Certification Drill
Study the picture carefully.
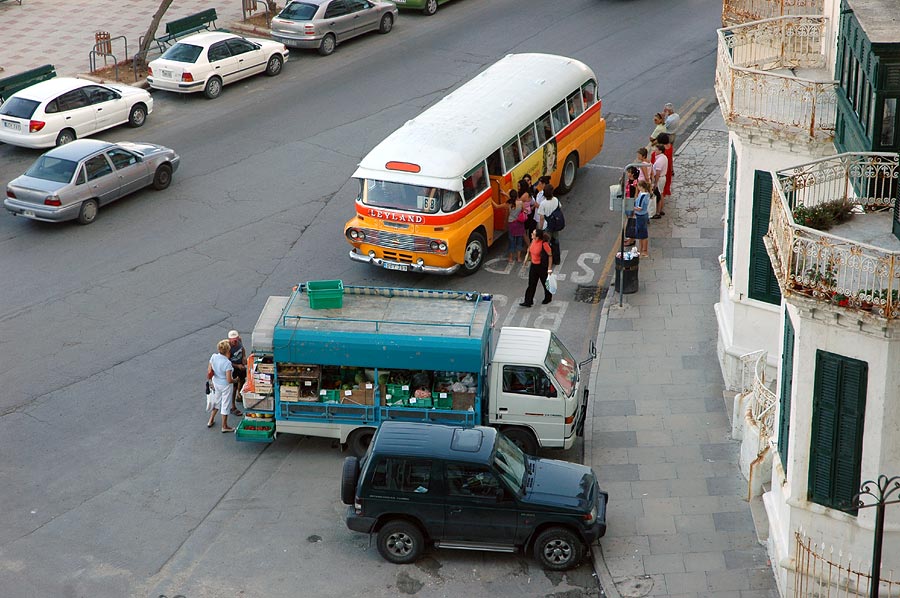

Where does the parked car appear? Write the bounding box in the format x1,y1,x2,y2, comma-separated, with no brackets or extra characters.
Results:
393,0,454,15
0,78,152,149
270,0,398,56
342,421,608,570
4,139,180,225
147,31,289,99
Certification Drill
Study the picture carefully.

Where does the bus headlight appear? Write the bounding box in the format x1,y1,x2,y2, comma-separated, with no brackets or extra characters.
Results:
429,240,448,253
347,228,366,241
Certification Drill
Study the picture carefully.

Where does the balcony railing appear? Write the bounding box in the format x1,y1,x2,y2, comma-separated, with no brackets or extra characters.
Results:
722,0,824,27
768,153,900,320
715,16,838,144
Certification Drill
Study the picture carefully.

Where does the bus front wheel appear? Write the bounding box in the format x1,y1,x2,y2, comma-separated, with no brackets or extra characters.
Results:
460,232,486,276
558,153,579,194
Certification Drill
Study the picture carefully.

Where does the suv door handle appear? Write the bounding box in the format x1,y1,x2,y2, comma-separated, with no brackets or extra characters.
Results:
498,407,508,412
449,507,462,514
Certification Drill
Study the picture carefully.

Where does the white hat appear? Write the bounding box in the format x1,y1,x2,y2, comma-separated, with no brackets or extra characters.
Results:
228,330,240,339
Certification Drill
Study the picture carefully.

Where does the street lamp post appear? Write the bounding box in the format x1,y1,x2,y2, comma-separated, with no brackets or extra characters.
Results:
852,475,900,598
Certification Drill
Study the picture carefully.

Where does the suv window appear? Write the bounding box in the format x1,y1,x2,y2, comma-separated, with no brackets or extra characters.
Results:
370,458,432,494
446,463,501,498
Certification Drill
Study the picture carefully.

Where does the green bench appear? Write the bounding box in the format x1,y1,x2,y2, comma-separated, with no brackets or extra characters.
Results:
155,8,224,49
0,64,55,103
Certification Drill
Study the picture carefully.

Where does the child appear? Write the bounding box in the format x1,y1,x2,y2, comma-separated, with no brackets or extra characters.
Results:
633,180,652,258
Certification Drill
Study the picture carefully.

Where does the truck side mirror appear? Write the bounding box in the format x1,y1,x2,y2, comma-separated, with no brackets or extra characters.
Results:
579,340,597,368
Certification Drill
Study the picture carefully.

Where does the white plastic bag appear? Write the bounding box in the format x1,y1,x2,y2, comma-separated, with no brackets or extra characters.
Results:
546,271,558,294
205,381,215,413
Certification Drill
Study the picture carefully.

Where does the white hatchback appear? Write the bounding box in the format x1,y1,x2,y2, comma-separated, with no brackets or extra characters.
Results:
0,78,153,149
147,32,289,99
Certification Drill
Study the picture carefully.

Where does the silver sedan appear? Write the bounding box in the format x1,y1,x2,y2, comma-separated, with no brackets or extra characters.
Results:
270,0,398,56
4,138,180,225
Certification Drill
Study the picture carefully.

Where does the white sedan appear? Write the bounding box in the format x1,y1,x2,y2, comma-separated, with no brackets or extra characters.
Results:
147,32,289,99
0,78,153,149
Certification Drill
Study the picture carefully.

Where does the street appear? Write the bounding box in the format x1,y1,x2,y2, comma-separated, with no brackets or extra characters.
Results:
0,0,721,595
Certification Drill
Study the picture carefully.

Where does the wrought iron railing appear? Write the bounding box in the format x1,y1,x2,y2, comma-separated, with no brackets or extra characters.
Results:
768,153,900,320
723,0,824,27
794,530,899,598
740,350,776,454
715,16,838,143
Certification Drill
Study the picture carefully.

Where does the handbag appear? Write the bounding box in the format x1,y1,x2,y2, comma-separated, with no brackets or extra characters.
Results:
516,208,527,223
205,381,215,412
546,271,558,294
625,217,636,238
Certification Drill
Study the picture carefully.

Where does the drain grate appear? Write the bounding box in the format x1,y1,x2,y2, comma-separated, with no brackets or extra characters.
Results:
575,284,606,304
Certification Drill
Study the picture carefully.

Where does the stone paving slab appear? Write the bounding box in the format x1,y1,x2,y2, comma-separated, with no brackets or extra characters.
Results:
586,109,779,598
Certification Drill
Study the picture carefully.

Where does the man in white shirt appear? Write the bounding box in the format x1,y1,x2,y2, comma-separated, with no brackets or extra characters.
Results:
537,184,560,239
663,102,680,142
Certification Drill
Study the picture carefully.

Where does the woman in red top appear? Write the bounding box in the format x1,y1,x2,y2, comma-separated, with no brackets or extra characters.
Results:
520,229,554,307
655,132,674,198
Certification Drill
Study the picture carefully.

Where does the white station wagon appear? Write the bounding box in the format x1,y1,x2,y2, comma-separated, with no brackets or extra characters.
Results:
0,78,153,149
147,32,289,99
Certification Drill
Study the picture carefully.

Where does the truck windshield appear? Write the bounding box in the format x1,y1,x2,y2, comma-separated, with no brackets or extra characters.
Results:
493,433,527,492
545,333,576,397
360,179,463,214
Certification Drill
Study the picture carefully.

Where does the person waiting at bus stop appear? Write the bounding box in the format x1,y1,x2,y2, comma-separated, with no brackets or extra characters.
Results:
227,330,246,416
520,229,553,307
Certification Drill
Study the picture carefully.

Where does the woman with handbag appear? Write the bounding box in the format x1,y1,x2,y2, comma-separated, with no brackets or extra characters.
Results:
520,229,554,307
207,339,238,432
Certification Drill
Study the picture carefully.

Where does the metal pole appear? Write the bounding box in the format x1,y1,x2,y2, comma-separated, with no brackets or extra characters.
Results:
872,500,885,598
851,474,900,598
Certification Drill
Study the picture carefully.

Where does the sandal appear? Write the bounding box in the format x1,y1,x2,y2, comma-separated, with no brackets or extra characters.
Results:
206,421,214,428
231,409,243,416
221,427,235,433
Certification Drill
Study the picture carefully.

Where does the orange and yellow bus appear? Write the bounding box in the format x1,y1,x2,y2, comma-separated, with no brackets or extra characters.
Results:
344,53,606,275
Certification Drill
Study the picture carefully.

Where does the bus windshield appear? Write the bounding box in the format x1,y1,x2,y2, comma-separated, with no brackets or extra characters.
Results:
545,333,576,397
360,179,463,214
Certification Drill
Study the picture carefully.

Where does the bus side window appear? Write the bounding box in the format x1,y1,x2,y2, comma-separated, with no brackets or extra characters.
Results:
462,163,487,202
582,80,596,108
501,137,522,172
567,91,584,121
519,124,537,157
551,101,569,134
486,149,503,176
536,112,553,145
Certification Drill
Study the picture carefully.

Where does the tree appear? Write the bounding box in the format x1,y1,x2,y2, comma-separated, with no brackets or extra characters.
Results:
137,0,175,64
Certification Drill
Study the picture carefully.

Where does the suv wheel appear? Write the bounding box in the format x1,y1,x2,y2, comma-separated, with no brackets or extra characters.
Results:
533,527,585,571
377,520,424,564
341,456,360,505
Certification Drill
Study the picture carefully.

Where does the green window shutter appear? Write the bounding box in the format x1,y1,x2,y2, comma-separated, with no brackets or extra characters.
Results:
808,350,868,514
777,312,795,471
725,143,737,278
748,170,782,305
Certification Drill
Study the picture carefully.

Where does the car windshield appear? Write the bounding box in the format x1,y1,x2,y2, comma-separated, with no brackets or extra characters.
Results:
161,43,203,63
279,1,318,20
493,433,527,492
25,156,78,184
0,97,40,119
545,333,576,397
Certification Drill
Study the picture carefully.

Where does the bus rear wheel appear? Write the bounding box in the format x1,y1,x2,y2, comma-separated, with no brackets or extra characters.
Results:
557,153,579,194
460,231,486,276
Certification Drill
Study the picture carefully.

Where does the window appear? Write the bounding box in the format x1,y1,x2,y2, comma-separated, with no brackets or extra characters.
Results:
724,143,737,278
566,91,584,120
748,170,781,305
502,366,556,397
536,112,553,145
208,42,231,62
24,156,78,184
226,38,257,56
84,86,117,104
160,42,203,63
446,464,501,498
777,312,795,472
362,179,446,214
56,89,89,111
501,137,521,171
324,0,349,18
550,100,569,133
519,124,537,156
279,2,318,20
808,350,867,514
44,99,59,114
581,80,597,108
881,98,897,146
486,148,503,176
462,163,487,202
107,148,137,170
0,97,39,119
84,155,113,181
370,458,432,493
346,0,370,10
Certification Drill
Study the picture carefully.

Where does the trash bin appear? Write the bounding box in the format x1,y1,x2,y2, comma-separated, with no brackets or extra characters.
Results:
614,255,640,294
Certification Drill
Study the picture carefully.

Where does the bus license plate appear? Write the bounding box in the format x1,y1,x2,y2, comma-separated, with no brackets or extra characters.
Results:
383,262,408,272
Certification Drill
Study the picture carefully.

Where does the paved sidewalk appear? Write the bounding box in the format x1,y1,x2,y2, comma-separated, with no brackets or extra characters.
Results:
585,110,778,598
0,0,246,79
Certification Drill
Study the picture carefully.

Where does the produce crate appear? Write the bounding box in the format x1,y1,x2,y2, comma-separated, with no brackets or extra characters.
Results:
235,418,275,443
341,387,373,405
406,395,433,409
385,384,410,400
306,279,344,310
433,393,453,410
255,362,274,374
242,392,274,411
384,392,407,407
279,386,300,402
452,392,476,411
319,389,341,403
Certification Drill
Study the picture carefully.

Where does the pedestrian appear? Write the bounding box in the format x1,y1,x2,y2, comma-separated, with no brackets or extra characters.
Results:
522,173,535,196
663,102,680,143
207,339,238,432
520,229,554,307
494,188,526,262
635,147,652,185
623,166,639,247
537,183,560,239
227,330,246,416
651,142,668,219
649,112,667,145
534,175,551,205
518,179,537,238
633,180,652,258
656,132,674,201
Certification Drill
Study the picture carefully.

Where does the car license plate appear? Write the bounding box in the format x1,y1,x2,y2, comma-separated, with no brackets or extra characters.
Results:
160,69,173,79
2,120,21,131
383,262,408,272
22,210,36,218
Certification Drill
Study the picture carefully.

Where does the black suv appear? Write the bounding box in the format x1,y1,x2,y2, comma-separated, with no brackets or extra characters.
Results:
342,421,608,570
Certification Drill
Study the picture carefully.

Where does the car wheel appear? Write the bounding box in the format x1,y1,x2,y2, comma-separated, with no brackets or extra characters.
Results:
265,54,284,76
459,231,486,276
152,163,173,190
347,428,375,458
557,153,579,194
127,103,147,127
379,13,393,34
77,199,99,225
55,128,76,146
423,0,437,15
502,427,539,455
203,77,223,99
533,527,585,571
377,521,424,565
318,33,336,56
341,456,360,505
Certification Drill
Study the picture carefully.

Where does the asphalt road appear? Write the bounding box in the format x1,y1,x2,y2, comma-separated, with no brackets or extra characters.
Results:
0,0,720,595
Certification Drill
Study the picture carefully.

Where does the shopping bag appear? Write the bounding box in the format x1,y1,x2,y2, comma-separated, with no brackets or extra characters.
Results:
205,381,215,412
546,271,558,294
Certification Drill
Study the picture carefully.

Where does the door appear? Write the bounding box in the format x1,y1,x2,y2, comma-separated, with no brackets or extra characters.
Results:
365,457,444,537
106,147,150,196
442,463,519,545
81,153,120,204
84,85,126,132
53,88,95,137
323,0,354,41
496,365,565,447
345,0,378,36
206,41,238,83
225,38,266,80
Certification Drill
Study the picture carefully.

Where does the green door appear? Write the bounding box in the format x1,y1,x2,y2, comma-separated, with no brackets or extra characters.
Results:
777,312,795,471
725,143,737,278
748,170,781,305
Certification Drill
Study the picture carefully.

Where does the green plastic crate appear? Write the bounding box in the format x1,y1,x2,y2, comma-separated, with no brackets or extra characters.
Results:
319,389,341,403
385,383,410,400
306,279,344,310
433,394,453,410
235,418,274,442
406,395,433,408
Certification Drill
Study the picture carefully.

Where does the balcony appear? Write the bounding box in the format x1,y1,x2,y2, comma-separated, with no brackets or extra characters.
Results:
715,16,838,149
767,153,900,321
722,0,824,27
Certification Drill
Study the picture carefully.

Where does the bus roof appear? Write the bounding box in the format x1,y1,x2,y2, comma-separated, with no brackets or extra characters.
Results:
352,53,596,190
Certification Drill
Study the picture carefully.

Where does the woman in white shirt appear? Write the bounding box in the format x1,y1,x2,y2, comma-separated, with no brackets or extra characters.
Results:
207,339,238,432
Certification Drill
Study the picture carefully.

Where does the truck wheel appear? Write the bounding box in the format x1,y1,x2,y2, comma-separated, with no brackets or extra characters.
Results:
534,527,585,571
348,428,375,458
557,153,579,194
377,520,424,564
459,231,486,276
341,456,360,505
503,427,538,455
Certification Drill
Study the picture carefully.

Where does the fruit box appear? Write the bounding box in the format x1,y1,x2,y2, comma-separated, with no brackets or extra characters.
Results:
341,386,373,405
279,386,300,402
